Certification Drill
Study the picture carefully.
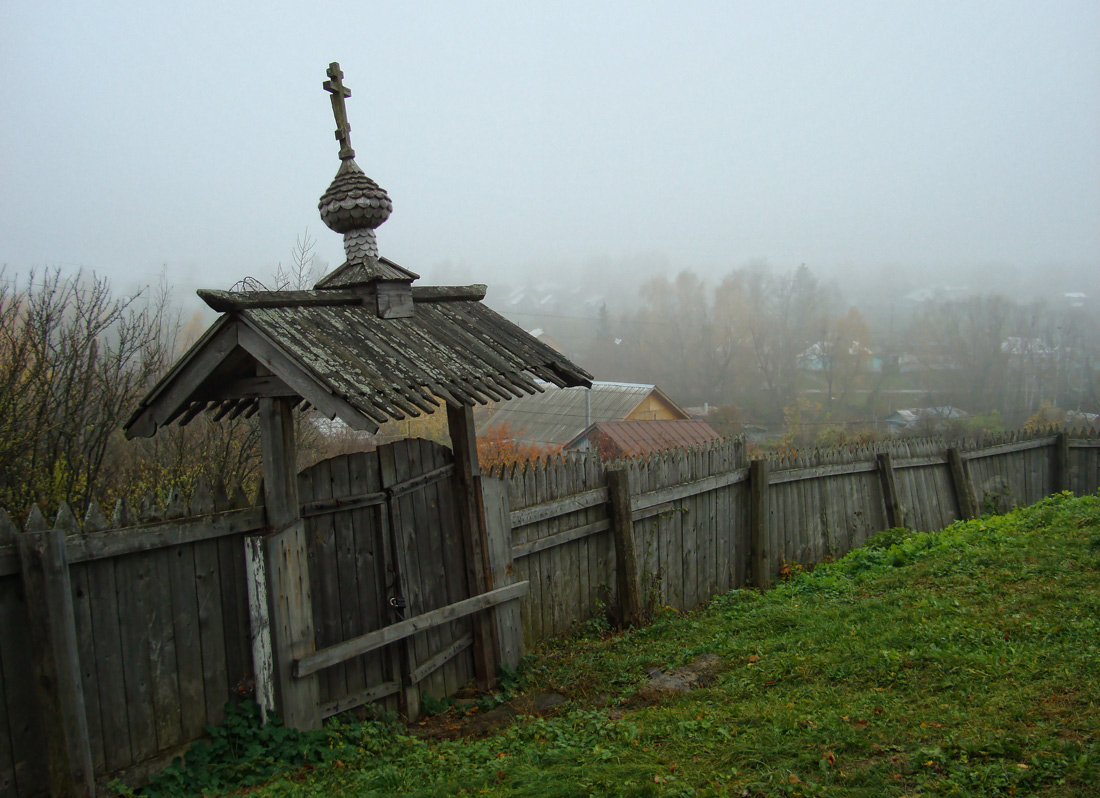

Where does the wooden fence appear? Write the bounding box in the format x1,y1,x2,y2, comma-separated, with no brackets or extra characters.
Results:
490,429,1100,642
0,428,1098,795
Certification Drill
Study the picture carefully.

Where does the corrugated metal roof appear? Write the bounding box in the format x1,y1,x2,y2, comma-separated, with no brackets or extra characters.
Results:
480,382,682,447
566,420,721,456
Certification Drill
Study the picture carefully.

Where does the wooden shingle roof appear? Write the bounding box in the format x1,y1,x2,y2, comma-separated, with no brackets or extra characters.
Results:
125,281,592,438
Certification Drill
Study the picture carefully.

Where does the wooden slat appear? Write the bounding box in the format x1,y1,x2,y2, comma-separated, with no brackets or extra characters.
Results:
963,436,1057,460
300,491,386,518
378,441,421,718
0,579,17,795
294,582,529,678
388,463,455,500
409,635,473,685
631,468,749,513
149,550,183,752
894,454,949,470
769,461,877,484
482,478,523,670
0,508,265,578
192,538,229,728
319,680,401,720
331,455,366,701
68,562,105,775
346,451,393,715
510,519,611,560
115,550,157,764
0,571,45,795
508,488,608,528
410,440,449,700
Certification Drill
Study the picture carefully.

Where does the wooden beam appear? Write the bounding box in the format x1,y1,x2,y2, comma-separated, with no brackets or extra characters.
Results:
254,397,320,730
481,476,524,670
630,468,749,511
198,288,361,312
320,681,401,720
17,516,95,797
750,459,771,590
511,519,610,560
409,634,474,685
412,284,488,302
1053,433,1071,494
947,447,980,520
769,461,877,484
509,488,608,527
447,403,498,688
294,582,529,678
963,436,1057,460
0,507,266,577
607,469,642,627
876,452,905,529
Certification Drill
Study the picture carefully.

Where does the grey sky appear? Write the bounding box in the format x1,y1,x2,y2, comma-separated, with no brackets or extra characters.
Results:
2,1,1098,301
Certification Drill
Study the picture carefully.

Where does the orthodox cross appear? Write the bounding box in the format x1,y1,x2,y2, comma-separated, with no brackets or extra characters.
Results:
324,62,355,160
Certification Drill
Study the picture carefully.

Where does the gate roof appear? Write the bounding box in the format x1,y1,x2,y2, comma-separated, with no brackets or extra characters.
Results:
125,62,591,439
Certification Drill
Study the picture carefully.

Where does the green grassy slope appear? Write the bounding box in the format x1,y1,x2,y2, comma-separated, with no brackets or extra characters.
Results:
175,492,1100,797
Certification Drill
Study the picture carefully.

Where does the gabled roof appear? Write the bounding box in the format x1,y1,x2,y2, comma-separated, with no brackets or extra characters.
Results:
564,419,722,455
480,381,688,447
125,280,592,438
315,255,419,288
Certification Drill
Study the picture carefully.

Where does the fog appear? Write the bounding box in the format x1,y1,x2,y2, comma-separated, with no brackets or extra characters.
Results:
2,1,1098,312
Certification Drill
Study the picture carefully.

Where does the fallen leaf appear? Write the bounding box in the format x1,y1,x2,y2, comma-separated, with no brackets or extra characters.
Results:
748,655,761,663
788,773,800,784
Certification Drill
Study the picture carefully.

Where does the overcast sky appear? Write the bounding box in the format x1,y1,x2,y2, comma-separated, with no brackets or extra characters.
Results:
2,1,1098,302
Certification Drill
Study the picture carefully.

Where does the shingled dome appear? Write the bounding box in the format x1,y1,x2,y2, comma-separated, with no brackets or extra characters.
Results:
318,158,392,234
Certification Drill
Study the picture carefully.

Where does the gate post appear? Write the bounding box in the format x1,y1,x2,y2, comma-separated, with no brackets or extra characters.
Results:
947,447,979,520
876,452,905,529
447,403,499,688
749,459,771,590
255,396,320,730
607,468,642,627
17,507,95,798
480,477,524,669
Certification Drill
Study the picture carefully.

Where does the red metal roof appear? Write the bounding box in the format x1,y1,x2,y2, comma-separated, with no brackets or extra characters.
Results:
566,419,721,456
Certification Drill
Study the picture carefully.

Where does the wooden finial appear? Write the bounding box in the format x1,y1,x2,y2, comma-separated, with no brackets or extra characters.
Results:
323,62,355,160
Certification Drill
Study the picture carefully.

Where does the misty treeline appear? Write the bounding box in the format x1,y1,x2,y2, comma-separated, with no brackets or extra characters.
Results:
579,262,1099,436
0,236,339,521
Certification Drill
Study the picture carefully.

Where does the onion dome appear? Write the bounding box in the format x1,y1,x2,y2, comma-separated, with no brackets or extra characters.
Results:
318,158,392,234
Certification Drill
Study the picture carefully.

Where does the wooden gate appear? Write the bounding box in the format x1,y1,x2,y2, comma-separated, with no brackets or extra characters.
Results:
295,438,519,719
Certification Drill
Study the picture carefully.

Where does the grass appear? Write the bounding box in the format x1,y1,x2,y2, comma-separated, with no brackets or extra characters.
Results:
187,492,1100,796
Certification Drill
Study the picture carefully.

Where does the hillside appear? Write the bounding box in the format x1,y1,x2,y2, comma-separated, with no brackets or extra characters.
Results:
144,492,1100,797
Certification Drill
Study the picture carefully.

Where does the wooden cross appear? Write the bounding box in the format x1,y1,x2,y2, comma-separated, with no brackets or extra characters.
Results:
324,62,355,160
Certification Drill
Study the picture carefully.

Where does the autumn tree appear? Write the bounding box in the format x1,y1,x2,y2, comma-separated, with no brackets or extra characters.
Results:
814,307,873,408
